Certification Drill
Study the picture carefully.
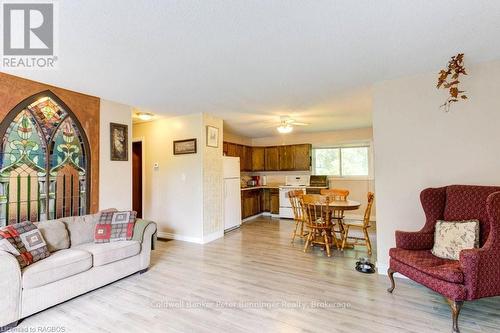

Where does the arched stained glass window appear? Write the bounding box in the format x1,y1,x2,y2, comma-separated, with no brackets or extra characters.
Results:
0,91,90,226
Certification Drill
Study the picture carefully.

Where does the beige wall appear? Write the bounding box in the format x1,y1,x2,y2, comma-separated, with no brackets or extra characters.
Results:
133,113,224,243
373,59,500,273
99,100,133,211
224,130,252,146
203,114,224,238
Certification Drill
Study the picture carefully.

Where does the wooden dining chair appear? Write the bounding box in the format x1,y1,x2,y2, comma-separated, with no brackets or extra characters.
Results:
341,192,375,254
289,190,308,243
320,188,350,240
301,194,339,257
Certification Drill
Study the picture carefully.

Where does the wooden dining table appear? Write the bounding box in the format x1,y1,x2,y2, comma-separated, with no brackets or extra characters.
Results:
327,199,361,248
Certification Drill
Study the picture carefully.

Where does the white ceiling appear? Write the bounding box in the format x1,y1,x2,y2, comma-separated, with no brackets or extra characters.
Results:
6,1,500,137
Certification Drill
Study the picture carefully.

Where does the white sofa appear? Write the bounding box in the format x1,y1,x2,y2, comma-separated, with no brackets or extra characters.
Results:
0,213,157,330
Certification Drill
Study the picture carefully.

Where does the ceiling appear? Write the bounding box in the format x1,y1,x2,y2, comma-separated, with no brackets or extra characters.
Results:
6,1,500,137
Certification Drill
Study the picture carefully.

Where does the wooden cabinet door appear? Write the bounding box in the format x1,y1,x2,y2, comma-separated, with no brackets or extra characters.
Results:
223,142,228,156
251,147,265,171
227,143,237,157
293,144,312,170
243,146,253,171
278,145,295,171
261,189,270,212
270,189,279,214
265,147,279,171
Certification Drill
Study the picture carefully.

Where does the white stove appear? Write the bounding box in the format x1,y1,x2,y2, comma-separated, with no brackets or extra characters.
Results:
279,176,309,218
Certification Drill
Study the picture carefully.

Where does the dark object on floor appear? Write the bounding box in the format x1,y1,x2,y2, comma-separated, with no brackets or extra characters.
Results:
356,257,375,274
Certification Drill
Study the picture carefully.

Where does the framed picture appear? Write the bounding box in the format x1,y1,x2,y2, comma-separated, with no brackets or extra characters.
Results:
110,123,128,161
173,138,197,155
206,125,219,148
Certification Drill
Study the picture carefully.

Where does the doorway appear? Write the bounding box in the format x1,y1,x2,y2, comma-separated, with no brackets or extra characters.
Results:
132,140,143,218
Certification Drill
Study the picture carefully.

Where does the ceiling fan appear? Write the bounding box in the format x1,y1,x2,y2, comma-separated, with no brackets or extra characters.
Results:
276,116,309,133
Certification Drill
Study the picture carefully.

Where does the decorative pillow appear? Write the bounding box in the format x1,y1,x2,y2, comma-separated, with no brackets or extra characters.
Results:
431,220,480,260
34,220,70,252
94,211,137,243
0,221,51,268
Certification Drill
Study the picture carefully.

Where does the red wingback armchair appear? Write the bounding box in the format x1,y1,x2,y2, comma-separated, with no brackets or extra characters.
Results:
387,185,500,333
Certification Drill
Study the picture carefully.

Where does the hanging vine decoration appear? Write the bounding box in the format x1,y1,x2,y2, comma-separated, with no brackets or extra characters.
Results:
437,53,468,112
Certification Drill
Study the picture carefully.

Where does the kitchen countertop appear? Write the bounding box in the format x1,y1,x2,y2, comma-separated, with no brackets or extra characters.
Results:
240,185,281,191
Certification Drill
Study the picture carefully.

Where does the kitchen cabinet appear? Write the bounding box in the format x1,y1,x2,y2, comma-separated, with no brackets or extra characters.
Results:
261,188,270,212
293,144,312,171
265,147,279,171
224,142,311,172
251,147,265,171
241,189,261,219
270,189,279,214
278,145,295,171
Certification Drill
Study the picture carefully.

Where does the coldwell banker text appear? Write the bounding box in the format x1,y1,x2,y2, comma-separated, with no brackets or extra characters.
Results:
2,1,58,69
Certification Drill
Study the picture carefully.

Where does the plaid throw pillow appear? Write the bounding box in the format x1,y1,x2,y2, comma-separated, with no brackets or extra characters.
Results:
94,211,137,243
0,221,51,268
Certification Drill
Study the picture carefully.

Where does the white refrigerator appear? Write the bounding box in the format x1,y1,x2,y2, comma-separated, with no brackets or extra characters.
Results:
223,157,242,231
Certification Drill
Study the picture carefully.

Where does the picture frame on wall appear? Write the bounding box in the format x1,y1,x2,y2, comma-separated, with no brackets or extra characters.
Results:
173,138,197,155
110,123,128,161
206,125,219,148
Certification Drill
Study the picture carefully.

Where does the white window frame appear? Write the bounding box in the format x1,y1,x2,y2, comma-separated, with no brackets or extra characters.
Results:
312,143,374,180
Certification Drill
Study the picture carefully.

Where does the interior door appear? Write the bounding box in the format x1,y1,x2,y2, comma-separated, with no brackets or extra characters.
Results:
132,141,143,218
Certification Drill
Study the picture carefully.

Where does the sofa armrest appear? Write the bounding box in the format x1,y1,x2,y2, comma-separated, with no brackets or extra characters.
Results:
395,230,434,250
0,252,21,327
133,219,157,249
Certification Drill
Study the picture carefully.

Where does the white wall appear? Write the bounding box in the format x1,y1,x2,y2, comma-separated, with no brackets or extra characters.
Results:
133,113,225,243
373,59,500,273
99,99,132,210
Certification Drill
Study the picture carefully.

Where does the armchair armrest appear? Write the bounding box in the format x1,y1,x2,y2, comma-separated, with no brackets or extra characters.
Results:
395,230,434,250
0,251,21,327
460,248,500,300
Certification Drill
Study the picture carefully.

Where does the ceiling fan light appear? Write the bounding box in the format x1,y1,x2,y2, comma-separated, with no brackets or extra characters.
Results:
136,112,154,121
277,124,293,134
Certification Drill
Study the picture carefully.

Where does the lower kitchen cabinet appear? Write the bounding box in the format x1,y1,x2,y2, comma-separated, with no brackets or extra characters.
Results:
270,188,279,214
241,188,280,218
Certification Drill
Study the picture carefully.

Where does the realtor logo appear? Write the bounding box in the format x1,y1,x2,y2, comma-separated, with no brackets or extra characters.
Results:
1,1,58,69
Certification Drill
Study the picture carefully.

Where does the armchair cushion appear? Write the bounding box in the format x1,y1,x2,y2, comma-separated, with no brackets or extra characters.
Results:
431,220,479,260
389,248,463,283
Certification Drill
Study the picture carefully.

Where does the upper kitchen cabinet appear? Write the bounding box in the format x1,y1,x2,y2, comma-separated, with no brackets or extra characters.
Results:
265,147,279,171
278,145,295,171
293,144,312,171
251,147,265,171
242,145,253,171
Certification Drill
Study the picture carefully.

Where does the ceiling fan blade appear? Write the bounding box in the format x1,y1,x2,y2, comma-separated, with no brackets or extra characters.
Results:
291,122,309,126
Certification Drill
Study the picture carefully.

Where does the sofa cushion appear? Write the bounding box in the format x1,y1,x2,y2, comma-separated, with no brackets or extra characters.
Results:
61,214,101,247
0,221,51,268
95,211,136,243
75,240,140,267
34,220,70,252
22,249,92,289
431,220,479,260
389,248,464,284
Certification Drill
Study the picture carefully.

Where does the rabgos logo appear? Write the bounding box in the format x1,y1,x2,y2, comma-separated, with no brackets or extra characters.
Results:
2,0,58,69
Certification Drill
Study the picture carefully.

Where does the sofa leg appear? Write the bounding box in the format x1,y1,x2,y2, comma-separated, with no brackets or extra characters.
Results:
387,268,396,293
138,268,148,274
446,298,463,333
1,320,19,332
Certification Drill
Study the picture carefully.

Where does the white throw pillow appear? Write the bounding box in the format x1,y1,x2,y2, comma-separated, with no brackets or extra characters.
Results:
431,220,479,260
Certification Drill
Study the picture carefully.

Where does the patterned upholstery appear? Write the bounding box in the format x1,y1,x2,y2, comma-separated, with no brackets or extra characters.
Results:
389,185,500,301
389,248,463,283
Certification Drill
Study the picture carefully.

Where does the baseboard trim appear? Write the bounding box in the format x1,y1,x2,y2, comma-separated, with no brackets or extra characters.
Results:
157,230,224,244
376,263,408,279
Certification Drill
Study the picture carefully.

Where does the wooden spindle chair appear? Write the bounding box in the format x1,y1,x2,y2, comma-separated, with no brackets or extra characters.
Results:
341,192,375,254
289,190,308,243
301,194,339,257
320,188,350,242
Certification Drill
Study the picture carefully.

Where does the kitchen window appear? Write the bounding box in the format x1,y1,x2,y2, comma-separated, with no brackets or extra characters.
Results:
312,146,370,177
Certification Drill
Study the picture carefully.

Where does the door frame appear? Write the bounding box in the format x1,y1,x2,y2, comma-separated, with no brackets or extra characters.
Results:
132,137,146,218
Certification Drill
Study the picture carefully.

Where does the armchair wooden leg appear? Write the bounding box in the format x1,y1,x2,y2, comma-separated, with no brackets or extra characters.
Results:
445,298,464,333
387,268,396,293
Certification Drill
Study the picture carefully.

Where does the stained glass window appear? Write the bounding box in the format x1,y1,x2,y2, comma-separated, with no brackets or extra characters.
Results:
0,93,89,226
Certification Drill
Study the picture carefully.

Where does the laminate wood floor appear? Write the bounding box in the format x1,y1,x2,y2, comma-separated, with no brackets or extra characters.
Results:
14,217,500,333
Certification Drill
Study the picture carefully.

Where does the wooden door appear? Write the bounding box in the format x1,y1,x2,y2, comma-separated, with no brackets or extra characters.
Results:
132,141,143,218
293,144,312,170
278,145,294,171
252,147,265,171
265,147,279,171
